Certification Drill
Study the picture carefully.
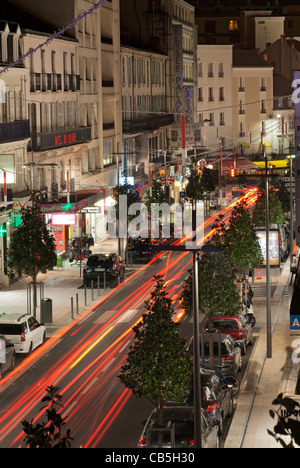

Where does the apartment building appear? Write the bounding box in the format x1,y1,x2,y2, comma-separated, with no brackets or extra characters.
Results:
232,50,274,156
196,45,233,159
0,20,30,286
170,0,198,151
8,0,123,190
24,31,90,199
121,46,172,194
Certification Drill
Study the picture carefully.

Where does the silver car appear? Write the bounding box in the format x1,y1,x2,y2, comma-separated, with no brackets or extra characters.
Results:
188,334,242,377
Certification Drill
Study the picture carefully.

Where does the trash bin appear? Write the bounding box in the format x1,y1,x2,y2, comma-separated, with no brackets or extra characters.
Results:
56,256,63,268
41,298,53,323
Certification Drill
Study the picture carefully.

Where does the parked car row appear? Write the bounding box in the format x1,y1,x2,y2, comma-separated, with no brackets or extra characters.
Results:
139,313,254,449
0,313,47,379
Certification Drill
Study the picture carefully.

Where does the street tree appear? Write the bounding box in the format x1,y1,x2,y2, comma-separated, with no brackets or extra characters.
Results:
22,385,73,448
210,199,263,284
180,251,240,369
113,182,140,263
7,191,57,317
185,166,204,204
252,187,285,227
144,178,167,214
118,275,192,445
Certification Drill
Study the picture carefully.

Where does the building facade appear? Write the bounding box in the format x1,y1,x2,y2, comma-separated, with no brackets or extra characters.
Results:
232,50,274,156
196,45,233,160
0,20,30,286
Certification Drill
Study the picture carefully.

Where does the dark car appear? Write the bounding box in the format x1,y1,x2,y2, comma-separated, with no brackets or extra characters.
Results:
189,334,242,377
129,236,154,262
203,314,253,355
0,334,16,379
83,253,125,287
138,406,220,448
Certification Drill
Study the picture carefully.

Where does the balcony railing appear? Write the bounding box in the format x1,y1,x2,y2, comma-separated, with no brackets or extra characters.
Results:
0,120,30,144
123,113,174,134
30,73,80,92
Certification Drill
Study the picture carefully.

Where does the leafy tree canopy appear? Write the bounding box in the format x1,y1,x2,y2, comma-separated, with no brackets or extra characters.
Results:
118,275,192,421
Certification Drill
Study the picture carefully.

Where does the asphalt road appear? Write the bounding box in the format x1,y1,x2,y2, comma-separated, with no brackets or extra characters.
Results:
0,189,259,448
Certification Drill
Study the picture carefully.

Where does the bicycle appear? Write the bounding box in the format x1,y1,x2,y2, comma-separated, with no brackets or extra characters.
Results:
200,367,240,397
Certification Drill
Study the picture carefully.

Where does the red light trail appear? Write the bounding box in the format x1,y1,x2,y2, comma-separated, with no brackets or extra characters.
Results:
0,188,258,448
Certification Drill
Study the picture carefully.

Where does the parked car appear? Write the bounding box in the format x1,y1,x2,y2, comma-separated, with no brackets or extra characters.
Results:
184,370,234,436
0,313,46,354
188,334,242,376
0,334,16,379
138,406,220,448
83,253,125,287
203,314,253,355
279,224,290,262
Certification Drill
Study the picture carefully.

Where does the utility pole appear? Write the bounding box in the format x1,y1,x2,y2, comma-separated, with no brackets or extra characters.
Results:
264,145,272,359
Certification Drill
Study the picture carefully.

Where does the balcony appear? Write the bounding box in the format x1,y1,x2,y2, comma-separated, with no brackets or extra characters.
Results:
123,113,174,134
30,73,80,92
0,120,30,144
30,126,91,151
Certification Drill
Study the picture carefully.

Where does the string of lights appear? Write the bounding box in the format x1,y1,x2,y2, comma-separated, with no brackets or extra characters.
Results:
0,0,106,77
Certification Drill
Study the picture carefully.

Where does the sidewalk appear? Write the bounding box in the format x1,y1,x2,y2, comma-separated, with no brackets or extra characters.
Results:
224,261,300,448
0,237,130,336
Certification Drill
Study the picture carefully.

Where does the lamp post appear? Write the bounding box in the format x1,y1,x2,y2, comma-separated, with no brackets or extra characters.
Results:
288,155,295,268
264,145,272,359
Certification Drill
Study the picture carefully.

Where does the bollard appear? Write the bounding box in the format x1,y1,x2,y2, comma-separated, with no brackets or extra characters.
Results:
104,271,106,291
84,283,87,306
91,280,94,301
97,275,100,296
71,297,74,319
76,293,79,315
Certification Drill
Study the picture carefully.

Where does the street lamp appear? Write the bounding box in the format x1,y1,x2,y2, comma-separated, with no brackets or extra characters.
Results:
287,155,296,269
264,145,272,359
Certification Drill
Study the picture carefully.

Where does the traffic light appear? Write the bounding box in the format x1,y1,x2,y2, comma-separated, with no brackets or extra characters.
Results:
231,168,235,178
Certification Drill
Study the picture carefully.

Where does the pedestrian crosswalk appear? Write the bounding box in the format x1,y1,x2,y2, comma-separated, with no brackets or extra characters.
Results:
93,309,140,324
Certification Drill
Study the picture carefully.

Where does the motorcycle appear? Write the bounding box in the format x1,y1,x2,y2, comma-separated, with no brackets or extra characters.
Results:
242,301,256,328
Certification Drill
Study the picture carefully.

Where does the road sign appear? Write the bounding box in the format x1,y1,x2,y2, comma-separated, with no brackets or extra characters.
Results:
291,315,300,331
179,191,186,199
161,176,175,187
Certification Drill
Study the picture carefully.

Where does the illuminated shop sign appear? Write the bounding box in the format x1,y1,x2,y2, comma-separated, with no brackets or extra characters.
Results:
52,214,76,225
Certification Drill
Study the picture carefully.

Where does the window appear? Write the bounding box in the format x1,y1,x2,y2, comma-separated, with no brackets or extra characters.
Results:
208,87,214,102
219,112,225,126
198,62,203,77
219,87,224,101
218,63,224,77
208,63,213,78
239,77,244,92
239,100,245,114
260,77,266,91
229,20,239,31
198,87,203,102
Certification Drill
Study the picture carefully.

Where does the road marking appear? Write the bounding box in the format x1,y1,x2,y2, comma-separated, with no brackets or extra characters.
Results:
93,310,116,324
102,358,115,372
118,309,139,323
81,377,98,395
62,400,78,418
119,340,131,354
